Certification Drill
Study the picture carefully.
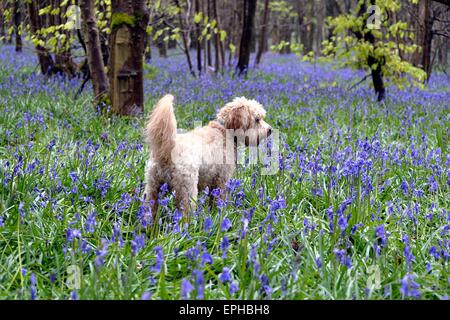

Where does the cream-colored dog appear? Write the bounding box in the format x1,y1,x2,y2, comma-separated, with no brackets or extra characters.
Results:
144,94,272,217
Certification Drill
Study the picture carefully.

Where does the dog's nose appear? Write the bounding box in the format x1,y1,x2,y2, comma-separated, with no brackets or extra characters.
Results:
267,127,272,136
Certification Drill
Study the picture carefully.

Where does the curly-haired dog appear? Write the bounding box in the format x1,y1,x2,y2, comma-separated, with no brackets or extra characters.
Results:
144,94,272,217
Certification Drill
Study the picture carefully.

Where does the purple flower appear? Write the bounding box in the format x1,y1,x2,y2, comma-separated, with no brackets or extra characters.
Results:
211,188,221,198
131,234,146,255
151,246,164,273
400,274,421,299
141,291,152,300
219,267,232,284
402,235,415,271
30,273,37,300
260,274,272,297
375,224,388,247
95,239,109,267
85,212,96,233
70,290,78,300
180,279,194,299
229,281,239,295
221,217,232,232
201,252,213,266
193,269,204,299
66,228,82,243
315,256,322,268
220,236,229,258
204,217,212,232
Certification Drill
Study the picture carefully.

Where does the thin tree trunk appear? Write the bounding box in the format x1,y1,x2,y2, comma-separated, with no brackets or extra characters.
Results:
207,0,212,67
195,0,202,75
175,0,195,76
212,0,224,72
13,0,22,52
28,1,55,75
255,0,269,65
80,0,110,105
236,0,257,76
421,0,433,81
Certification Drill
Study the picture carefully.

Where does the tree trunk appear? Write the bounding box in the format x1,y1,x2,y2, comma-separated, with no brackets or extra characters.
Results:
255,0,269,65
28,1,55,76
368,55,385,101
212,0,224,72
13,0,22,52
109,0,149,115
80,0,110,106
236,0,257,76
364,1,385,101
174,0,195,76
195,0,202,74
421,0,433,81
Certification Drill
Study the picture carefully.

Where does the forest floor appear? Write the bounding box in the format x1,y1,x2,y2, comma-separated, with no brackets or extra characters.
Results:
0,45,449,299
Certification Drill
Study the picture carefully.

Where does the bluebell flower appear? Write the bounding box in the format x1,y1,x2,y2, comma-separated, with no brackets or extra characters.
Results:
201,252,213,266
95,239,109,267
204,217,212,232
400,274,421,299
220,236,229,258
221,217,232,232
229,281,239,295
151,246,164,273
131,234,146,255
219,267,232,283
141,291,152,300
30,273,37,300
70,290,78,300
85,211,96,233
181,279,194,299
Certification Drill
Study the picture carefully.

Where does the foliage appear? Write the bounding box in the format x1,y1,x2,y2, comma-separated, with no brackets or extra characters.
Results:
321,0,427,90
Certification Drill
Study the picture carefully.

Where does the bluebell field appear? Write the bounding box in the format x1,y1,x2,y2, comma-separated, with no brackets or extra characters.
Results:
0,45,449,299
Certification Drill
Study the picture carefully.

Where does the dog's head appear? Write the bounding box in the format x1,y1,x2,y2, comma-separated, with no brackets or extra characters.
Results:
217,97,272,146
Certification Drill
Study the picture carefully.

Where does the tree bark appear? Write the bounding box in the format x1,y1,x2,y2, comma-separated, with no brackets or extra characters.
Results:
109,0,149,115
195,0,202,74
13,0,22,52
236,0,257,76
80,0,110,105
255,0,269,65
28,1,55,76
212,0,224,71
174,0,195,76
420,0,433,81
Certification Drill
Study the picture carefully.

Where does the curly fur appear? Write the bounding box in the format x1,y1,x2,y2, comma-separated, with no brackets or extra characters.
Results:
144,94,272,217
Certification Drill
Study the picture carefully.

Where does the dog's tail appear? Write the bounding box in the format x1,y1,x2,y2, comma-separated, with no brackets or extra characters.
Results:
145,94,177,163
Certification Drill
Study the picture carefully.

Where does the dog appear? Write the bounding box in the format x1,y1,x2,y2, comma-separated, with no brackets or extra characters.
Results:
144,94,272,217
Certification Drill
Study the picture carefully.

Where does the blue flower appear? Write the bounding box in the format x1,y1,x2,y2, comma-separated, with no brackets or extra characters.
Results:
400,274,421,299
85,211,96,233
221,217,232,232
131,234,146,255
30,273,37,300
151,246,164,273
180,279,194,299
219,267,232,283
141,291,152,300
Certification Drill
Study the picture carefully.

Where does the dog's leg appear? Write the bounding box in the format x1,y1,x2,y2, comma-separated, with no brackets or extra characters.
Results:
173,170,199,218
144,164,161,220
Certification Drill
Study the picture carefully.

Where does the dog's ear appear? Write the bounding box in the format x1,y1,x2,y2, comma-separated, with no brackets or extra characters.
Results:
218,103,247,130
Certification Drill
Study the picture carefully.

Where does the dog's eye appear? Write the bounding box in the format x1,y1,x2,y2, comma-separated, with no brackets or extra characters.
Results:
256,118,261,123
